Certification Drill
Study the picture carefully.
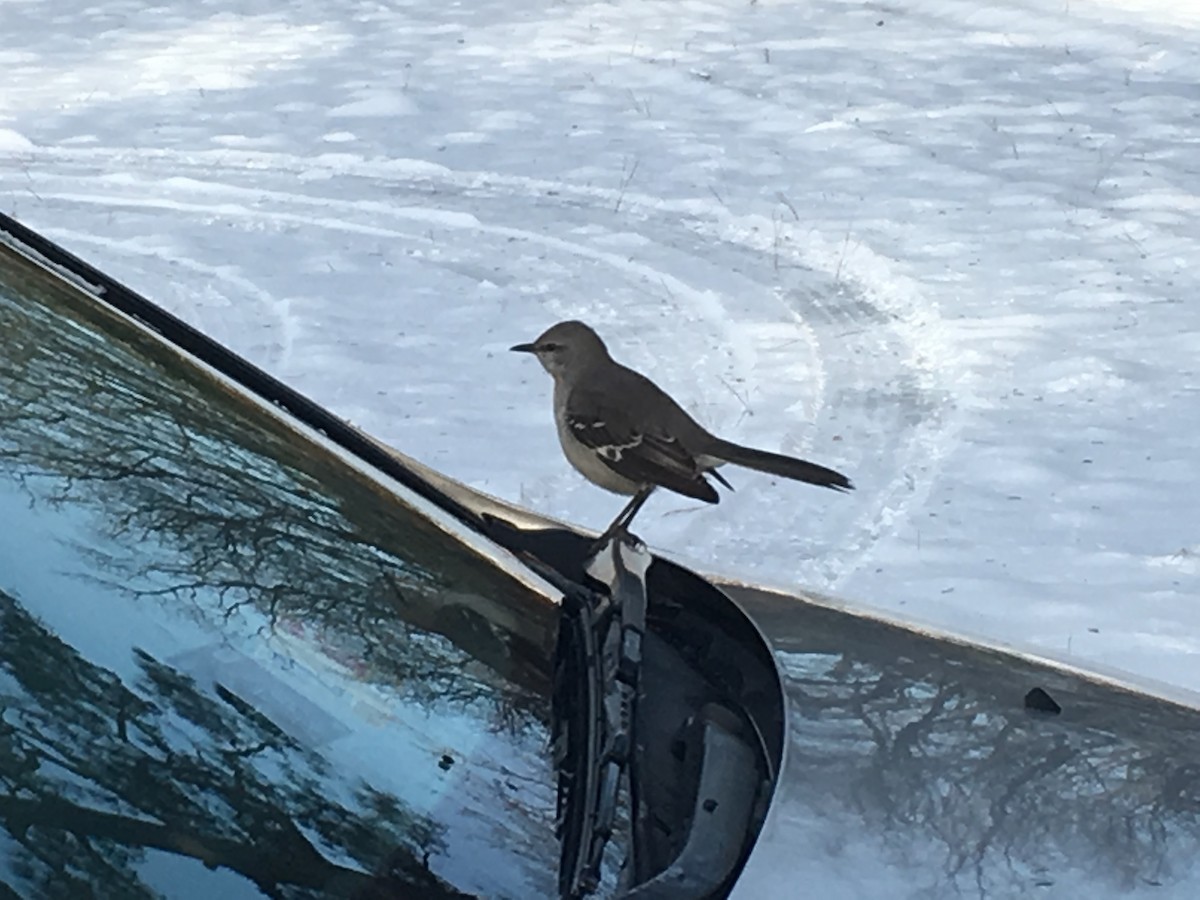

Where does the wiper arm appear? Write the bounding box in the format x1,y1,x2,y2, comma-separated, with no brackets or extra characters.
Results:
484,517,775,900
552,535,650,899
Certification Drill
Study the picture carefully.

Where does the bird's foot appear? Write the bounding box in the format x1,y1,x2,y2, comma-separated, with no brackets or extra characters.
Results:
585,524,643,561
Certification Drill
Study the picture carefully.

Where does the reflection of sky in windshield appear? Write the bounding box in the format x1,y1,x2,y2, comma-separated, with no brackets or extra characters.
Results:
0,477,206,681
0,473,486,813
0,246,559,897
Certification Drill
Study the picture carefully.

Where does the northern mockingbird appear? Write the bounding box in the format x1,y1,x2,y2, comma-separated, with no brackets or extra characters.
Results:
511,320,852,542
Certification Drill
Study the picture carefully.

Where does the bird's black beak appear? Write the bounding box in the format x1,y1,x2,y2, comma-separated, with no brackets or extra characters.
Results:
509,342,538,353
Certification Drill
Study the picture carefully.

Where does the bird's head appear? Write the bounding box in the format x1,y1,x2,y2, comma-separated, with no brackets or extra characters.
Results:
510,320,610,381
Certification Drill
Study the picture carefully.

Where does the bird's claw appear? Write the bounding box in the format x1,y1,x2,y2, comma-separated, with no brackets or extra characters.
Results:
585,525,644,562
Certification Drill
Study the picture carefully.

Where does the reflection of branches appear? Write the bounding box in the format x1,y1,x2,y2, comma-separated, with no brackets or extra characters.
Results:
0,794,368,896
0,591,465,898
0,282,553,732
779,642,1200,896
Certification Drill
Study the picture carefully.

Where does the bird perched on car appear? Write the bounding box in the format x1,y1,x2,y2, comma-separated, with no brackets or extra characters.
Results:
511,320,852,543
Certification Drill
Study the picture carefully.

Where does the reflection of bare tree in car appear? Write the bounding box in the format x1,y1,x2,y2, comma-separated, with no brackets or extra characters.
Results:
0,276,554,724
0,263,563,895
771,612,1200,896
0,591,472,898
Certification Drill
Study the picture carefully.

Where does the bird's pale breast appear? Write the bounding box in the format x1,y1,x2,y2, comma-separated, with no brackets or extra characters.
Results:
553,384,640,495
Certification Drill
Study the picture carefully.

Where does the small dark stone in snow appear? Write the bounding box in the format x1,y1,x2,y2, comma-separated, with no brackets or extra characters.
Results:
1024,687,1062,716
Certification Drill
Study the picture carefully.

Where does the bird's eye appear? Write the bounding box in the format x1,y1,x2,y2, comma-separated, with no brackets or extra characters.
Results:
542,342,560,351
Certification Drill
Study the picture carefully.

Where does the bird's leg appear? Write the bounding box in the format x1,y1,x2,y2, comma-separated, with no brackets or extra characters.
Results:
612,485,656,534
590,486,656,552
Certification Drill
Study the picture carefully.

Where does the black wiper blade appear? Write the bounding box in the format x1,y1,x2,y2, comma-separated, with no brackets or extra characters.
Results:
553,536,650,899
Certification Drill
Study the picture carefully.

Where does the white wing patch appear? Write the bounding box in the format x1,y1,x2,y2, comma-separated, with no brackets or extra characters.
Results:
597,433,643,461
567,414,684,465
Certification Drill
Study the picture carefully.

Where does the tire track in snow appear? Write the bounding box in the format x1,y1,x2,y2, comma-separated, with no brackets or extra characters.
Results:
32,227,301,373
1,147,969,592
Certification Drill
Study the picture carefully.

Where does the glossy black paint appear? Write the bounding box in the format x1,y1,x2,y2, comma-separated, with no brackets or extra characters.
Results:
727,587,1200,898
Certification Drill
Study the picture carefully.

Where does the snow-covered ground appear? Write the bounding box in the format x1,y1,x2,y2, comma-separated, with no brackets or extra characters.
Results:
2,0,1197,693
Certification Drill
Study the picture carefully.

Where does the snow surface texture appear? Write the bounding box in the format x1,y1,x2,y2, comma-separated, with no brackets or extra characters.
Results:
2,0,1197,693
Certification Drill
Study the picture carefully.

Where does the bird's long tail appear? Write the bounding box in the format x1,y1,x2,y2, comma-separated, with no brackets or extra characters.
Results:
710,439,854,492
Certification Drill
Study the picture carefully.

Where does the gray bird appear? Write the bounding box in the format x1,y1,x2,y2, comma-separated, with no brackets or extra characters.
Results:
511,320,852,543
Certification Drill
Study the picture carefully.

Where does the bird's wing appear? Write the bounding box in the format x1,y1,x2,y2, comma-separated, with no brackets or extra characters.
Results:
565,387,719,503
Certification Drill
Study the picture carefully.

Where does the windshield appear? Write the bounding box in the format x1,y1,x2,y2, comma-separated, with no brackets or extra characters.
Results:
0,241,560,898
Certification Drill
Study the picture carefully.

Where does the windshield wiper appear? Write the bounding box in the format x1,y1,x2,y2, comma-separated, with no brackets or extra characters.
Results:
552,536,649,898
481,515,775,900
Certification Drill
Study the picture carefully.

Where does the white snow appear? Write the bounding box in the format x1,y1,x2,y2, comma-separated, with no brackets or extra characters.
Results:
0,128,35,152
2,0,1198,698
